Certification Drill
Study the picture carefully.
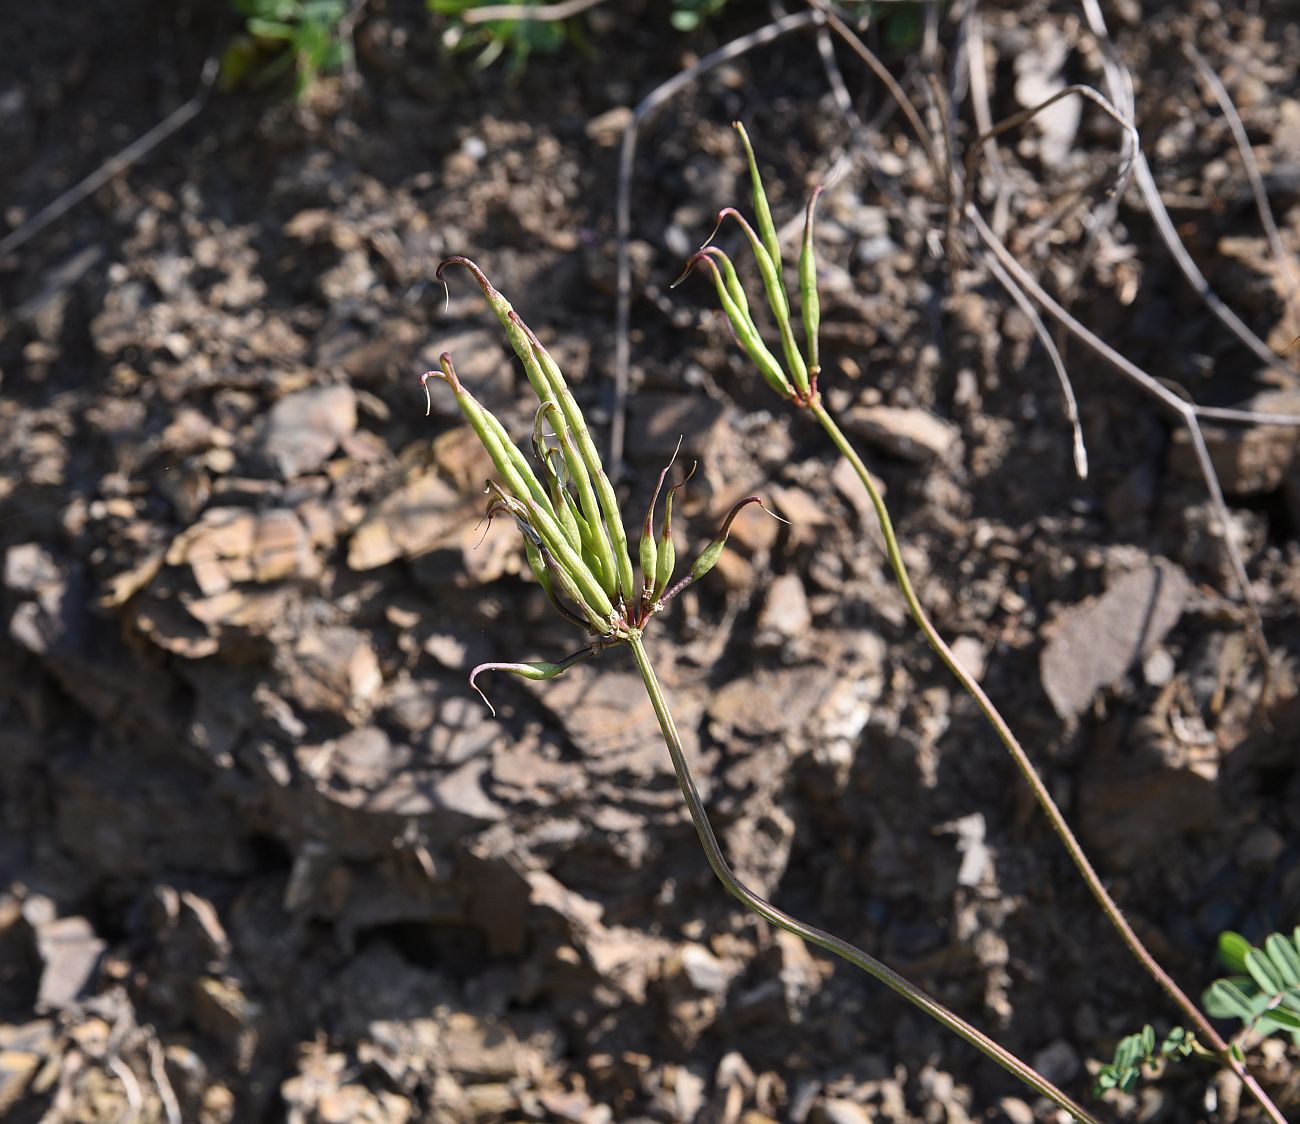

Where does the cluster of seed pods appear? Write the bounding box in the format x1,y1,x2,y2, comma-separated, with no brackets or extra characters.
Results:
424,256,771,709
674,122,825,408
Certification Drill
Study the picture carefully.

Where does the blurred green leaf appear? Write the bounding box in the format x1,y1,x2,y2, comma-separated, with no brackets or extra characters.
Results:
1266,932,1300,988
226,0,349,98
1217,930,1252,975
1205,978,1263,1022
1245,948,1288,996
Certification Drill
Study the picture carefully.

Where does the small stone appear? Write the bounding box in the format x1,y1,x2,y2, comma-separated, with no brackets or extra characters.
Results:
830,456,886,526
937,812,990,888
756,572,812,651
1142,647,1176,687
1032,1040,1081,1086
776,928,824,1013
347,471,466,571
166,508,257,595
0,1019,55,1117
313,727,394,791
677,943,730,995
1040,559,1190,720
422,329,511,416
431,758,505,823
193,976,258,1067
1172,388,1300,496
0,1049,40,1115
586,106,633,146
258,385,357,479
994,1098,1035,1124
1236,825,1285,870
3,543,61,595
34,915,106,1013
441,1012,521,1079
1079,741,1221,870
290,627,383,716
671,1065,706,1122
709,667,830,740
625,393,726,463
949,636,987,683
814,1098,872,1124
252,509,316,584
842,404,960,463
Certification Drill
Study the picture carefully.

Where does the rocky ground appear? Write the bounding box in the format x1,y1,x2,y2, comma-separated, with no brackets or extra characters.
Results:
2,0,1299,1121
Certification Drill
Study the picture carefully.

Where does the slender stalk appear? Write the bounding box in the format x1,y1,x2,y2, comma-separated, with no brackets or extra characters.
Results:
627,631,1102,1124
809,401,1288,1124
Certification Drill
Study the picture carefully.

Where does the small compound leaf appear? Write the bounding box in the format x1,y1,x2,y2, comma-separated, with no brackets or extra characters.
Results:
1160,1026,1194,1059
1114,1034,1142,1072
1218,931,1252,975
1265,932,1300,988
1245,948,1288,996
1277,989,1300,1016
1205,978,1264,1022
1258,1007,1300,1032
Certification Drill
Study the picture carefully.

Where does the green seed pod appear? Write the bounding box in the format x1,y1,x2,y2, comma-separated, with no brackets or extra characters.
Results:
653,467,692,600
533,407,582,551
654,523,676,602
524,537,554,596
549,466,582,549
425,357,558,525
714,206,790,320
689,538,725,583
799,186,825,382
576,511,611,592
689,496,773,584
484,475,605,622
438,257,555,404
436,265,631,600
469,646,597,716
690,252,792,399
535,542,614,636
516,491,615,624
715,207,808,397
733,122,782,276
638,453,676,595
515,316,637,601
711,245,751,323
534,398,616,598
639,524,658,597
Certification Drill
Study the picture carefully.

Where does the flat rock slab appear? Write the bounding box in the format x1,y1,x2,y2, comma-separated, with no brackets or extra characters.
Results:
258,385,357,480
841,404,960,463
1040,559,1190,719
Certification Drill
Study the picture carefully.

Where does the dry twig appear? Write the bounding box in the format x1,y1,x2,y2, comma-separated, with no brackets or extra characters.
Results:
459,0,606,22
0,57,218,258
1184,40,1300,332
1080,0,1295,377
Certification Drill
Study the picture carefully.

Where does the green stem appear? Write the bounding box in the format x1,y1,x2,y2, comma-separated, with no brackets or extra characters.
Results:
809,400,1287,1124
627,631,1101,1124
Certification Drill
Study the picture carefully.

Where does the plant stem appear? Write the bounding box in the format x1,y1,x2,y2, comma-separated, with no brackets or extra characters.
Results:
627,631,1101,1124
809,400,1288,1124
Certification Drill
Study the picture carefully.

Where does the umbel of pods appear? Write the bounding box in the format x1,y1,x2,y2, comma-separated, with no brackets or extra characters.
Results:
677,119,1291,1121
427,256,1101,1123
425,256,774,712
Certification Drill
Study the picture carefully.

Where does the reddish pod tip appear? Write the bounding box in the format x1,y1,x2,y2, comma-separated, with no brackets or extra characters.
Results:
671,248,721,290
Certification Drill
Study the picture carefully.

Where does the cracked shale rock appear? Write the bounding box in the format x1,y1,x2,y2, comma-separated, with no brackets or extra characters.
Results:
1039,558,1190,720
